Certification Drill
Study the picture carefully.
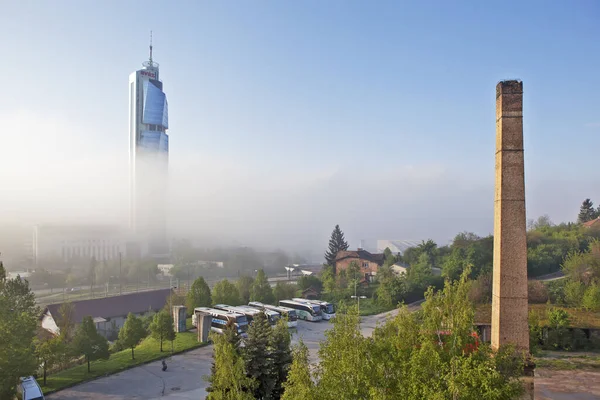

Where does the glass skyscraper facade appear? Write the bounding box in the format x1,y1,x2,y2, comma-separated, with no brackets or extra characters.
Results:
129,46,169,257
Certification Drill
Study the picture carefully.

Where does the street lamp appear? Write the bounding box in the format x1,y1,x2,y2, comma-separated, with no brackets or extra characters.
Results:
350,295,367,316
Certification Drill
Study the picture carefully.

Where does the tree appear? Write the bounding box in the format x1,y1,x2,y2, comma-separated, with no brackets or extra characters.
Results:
213,279,242,306
324,224,349,269
564,279,585,307
149,310,176,352
578,198,598,223
296,275,323,293
72,316,110,372
243,311,275,399
281,340,315,400
0,268,39,398
56,302,76,341
273,282,298,303
237,275,255,304
187,277,212,310
270,318,293,398
407,253,434,291
36,336,66,385
205,330,256,400
582,283,600,311
118,313,146,359
250,269,275,304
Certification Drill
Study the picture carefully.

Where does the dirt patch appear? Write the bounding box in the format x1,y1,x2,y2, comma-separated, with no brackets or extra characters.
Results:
535,368,600,399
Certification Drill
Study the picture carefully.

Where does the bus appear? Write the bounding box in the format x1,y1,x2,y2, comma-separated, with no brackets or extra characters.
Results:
279,299,322,322
214,304,281,326
248,301,298,328
17,376,44,400
193,307,249,338
292,298,336,320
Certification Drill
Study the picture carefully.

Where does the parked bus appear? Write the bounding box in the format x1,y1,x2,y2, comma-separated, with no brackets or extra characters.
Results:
193,307,249,338
292,298,336,320
17,376,44,400
279,299,322,322
214,304,281,325
248,301,298,328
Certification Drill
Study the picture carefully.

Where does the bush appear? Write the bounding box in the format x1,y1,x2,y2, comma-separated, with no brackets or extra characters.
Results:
528,281,549,304
582,283,600,311
469,273,492,304
564,280,585,307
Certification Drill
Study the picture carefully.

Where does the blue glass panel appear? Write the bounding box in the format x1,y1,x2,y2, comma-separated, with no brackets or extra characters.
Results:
140,131,169,154
142,81,168,128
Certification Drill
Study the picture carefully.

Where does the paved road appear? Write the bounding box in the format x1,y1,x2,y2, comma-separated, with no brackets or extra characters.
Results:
47,303,417,400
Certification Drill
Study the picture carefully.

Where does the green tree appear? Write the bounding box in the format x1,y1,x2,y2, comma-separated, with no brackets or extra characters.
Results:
213,279,242,306
72,316,110,372
56,302,76,341
243,311,275,399
273,282,298,303
206,330,256,400
582,283,600,311
271,318,293,398
36,336,66,385
0,267,39,398
383,247,393,259
407,253,434,291
187,277,212,310
578,198,598,223
250,269,275,304
149,310,176,352
564,279,585,307
237,275,255,304
316,306,372,399
281,340,315,400
296,275,323,293
324,224,349,269
118,313,146,359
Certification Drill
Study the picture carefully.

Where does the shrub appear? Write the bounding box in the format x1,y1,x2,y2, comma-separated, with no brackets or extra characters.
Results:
582,283,600,311
564,280,585,307
528,281,549,304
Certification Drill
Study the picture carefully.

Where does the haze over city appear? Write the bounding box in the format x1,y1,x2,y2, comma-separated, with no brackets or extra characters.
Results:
1,1,599,254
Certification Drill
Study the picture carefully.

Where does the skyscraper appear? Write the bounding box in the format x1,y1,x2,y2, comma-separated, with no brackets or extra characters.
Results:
128,36,169,257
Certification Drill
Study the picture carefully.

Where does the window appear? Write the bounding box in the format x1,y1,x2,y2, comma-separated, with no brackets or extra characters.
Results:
362,262,369,269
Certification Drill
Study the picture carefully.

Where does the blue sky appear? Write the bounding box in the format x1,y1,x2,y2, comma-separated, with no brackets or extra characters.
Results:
1,1,599,253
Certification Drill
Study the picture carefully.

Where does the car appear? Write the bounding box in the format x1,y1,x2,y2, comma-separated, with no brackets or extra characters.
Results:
17,376,45,400
70,287,81,292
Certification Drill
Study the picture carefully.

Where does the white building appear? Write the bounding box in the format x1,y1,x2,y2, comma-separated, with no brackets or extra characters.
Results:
33,225,128,264
129,36,170,259
376,239,421,255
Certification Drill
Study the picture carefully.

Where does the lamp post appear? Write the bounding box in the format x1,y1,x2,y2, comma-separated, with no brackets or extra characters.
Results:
350,295,367,316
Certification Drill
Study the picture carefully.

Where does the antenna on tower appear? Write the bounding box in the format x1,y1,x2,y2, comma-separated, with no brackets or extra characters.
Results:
149,30,153,64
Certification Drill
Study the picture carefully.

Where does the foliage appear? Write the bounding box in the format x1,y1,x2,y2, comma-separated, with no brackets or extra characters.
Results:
36,336,67,385
250,269,275,304
0,266,39,398
468,272,492,304
118,313,146,359
296,275,323,293
237,275,255,304
281,340,315,400
242,311,275,399
273,282,298,303
149,310,176,352
270,318,293,398
564,279,586,307
186,276,212,310
206,331,256,400
72,316,110,372
582,283,600,311
212,279,242,306
324,224,349,269
578,198,599,223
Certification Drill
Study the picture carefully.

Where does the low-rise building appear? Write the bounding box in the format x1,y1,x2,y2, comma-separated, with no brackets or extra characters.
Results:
40,288,173,339
335,248,386,281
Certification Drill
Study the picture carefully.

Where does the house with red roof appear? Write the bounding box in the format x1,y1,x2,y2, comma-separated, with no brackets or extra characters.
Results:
335,248,386,282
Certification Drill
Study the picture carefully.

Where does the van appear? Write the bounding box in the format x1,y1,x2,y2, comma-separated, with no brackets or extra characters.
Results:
17,376,45,400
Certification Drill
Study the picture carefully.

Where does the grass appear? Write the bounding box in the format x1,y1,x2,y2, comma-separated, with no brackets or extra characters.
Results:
475,303,600,329
41,331,207,395
535,352,600,370
357,298,395,316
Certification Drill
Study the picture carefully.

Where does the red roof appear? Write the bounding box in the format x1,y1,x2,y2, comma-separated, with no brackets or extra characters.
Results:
335,250,385,265
583,218,600,228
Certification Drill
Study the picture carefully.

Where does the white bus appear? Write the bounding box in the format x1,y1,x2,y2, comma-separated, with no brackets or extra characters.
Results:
193,307,249,338
214,304,281,326
248,301,298,328
292,298,336,320
17,376,44,400
279,299,322,322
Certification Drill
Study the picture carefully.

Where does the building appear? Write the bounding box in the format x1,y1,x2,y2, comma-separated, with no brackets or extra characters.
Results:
335,248,385,281
376,240,421,255
40,288,172,339
33,225,128,264
583,218,600,229
129,36,170,258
